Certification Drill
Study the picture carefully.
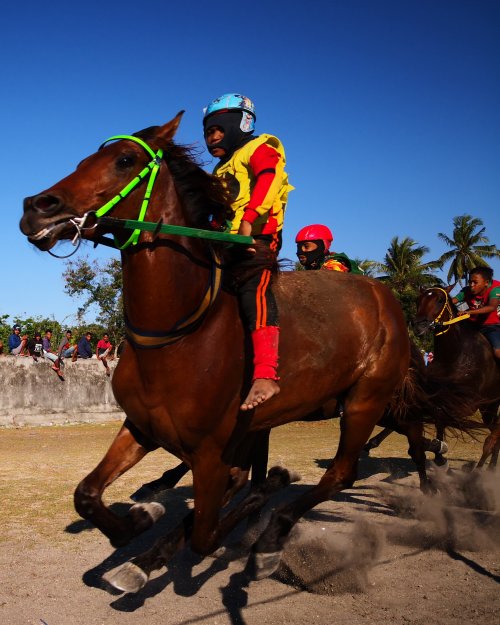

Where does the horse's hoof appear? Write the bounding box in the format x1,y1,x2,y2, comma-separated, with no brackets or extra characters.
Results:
129,502,165,531
267,466,301,486
438,441,448,454
250,550,283,580
103,562,148,593
287,469,302,484
430,459,449,472
210,544,247,562
429,438,448,454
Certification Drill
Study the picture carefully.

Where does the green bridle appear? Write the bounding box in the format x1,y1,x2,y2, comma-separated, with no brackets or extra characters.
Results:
92,134,252,248
90,134,241,348
95,135,164,249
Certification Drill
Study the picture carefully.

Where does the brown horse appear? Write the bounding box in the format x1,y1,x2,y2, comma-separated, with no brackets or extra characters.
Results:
21,115,412,592
414,286,500,468
132,338,459,504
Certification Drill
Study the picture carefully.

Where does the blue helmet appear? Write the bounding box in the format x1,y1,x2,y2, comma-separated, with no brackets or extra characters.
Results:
203,93,256,133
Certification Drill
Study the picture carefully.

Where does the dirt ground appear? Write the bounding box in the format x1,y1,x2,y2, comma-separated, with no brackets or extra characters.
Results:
0,420,498,625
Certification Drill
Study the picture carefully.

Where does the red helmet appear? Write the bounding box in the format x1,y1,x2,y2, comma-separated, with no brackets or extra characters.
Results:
295,224,333,252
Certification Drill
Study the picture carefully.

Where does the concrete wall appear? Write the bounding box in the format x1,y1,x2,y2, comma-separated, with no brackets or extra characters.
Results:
0,356,124,427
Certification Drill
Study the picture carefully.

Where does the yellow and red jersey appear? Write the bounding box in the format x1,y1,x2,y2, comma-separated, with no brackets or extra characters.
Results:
213,134,293,235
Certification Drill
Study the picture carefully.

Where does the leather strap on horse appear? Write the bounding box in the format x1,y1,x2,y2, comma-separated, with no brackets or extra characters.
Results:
124,247,223,349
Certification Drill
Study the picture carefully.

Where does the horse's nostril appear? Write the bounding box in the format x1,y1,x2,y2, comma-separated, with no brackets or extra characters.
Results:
32,194,61,212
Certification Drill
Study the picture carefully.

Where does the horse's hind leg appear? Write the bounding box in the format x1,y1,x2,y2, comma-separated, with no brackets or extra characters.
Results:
476,409,500,469
250,400,386,579
400,421,438,494
74,418,163,547
363,427,393,453
477,428,500,469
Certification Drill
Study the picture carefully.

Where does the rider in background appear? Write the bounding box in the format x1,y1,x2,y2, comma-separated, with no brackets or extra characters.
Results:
295,224,364,274
453,266,500,361
203,93,293,411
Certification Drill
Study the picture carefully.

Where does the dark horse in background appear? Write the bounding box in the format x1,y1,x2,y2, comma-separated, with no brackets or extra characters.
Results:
414,286,500,468
18,115,468,593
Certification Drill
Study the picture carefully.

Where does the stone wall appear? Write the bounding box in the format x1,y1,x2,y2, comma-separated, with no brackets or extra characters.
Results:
0,357,124,427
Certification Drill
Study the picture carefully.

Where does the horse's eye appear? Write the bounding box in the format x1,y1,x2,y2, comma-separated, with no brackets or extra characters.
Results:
116,155,136,170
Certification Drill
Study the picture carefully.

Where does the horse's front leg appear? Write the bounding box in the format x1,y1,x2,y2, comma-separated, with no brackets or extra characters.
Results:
74,418,163,547
104,450,232,593
130,461,190,502
104,463,298,594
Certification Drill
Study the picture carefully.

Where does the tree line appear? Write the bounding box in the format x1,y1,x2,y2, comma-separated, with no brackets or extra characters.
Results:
2,214,498,353
0,258,122,353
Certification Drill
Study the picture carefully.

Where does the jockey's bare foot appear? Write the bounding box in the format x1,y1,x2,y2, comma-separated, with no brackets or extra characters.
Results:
240,379,280,411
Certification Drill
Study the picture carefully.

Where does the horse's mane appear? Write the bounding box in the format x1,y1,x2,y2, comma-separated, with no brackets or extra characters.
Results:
135,127,234,230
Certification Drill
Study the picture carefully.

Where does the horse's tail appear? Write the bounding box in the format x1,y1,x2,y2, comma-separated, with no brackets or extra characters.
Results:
390,343,484,435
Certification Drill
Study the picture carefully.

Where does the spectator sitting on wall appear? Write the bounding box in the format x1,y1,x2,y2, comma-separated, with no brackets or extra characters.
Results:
76,332,93,359
96,333,113,377
8,324,28,356
28,331,44,362
56,329,76,371
42,329,63,378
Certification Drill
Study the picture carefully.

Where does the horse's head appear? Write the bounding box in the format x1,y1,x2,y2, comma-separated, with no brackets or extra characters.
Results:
20,114,186,252
413,285,455,336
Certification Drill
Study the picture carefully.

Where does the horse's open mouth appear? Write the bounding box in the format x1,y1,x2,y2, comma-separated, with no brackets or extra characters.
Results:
27,219,77,251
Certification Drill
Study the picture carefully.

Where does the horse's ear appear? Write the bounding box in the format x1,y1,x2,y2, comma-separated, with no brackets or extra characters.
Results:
419,286,426,293
157,111,185,145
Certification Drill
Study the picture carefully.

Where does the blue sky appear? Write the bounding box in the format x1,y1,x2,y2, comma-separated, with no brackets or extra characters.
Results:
2,0,499,323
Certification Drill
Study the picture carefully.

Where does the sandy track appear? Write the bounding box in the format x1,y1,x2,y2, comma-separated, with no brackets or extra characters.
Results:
0,421,498,625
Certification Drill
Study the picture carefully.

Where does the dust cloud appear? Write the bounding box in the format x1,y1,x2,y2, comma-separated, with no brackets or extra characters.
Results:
275,468,499,595
277,519,385,594
381,466,500,553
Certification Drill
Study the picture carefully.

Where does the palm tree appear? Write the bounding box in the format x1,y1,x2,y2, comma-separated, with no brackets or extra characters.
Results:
376,236,442,291
356,259,378,277
437,214,500,286
375,236,443,326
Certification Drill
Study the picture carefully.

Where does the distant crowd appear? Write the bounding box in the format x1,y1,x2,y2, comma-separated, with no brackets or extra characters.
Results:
1,326,115,379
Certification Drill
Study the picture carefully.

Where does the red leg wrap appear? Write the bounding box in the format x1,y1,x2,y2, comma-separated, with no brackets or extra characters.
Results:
252,326,280,381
